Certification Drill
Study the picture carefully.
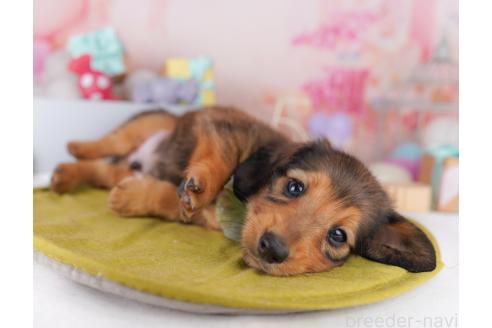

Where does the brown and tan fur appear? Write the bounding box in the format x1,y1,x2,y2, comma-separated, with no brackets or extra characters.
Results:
51,106,436,276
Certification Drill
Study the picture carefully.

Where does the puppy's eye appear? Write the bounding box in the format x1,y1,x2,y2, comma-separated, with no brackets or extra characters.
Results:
284,179,305,197
327,228,347,246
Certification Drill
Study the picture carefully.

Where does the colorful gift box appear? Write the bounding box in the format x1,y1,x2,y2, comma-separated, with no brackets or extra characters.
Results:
161,56,215,106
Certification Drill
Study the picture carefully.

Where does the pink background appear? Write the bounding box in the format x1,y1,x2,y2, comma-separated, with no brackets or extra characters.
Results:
34,0,458,119
34,0,459,166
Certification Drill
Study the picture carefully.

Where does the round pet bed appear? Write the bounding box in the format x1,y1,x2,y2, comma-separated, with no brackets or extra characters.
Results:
33,188,442,314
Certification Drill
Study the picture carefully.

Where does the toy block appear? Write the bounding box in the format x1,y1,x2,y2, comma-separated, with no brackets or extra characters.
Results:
419,153,434,185
383,182,432,212
418,145,459,211
160,56,215,106
436,157,459,212
164,59,191,79
200,89,216,105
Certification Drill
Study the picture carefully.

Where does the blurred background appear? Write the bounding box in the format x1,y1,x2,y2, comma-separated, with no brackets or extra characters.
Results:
33,0,458,213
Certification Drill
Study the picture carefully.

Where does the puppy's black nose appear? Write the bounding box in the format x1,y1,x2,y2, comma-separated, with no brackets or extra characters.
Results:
257,232,289,264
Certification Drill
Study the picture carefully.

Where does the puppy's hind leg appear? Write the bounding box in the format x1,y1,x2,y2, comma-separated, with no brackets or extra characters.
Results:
50,160,133,194
68,111,177,160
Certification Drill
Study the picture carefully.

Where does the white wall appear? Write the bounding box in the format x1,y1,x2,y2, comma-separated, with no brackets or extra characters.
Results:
33,98,187,173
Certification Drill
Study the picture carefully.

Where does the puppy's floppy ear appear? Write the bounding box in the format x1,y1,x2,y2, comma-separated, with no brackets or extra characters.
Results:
356,211,437,272
233,145,285,202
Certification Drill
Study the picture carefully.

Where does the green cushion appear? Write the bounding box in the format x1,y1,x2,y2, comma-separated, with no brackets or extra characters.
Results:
34,188,442,311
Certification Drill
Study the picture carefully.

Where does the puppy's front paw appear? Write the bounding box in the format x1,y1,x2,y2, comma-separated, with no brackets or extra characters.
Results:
177,176,204,219
50,163,80,194
108,177,149,217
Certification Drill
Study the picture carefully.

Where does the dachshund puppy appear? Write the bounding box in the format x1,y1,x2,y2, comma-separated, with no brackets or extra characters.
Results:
51,106,436,276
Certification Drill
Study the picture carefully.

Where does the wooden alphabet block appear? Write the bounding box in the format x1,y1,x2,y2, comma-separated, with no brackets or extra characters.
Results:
383,182,432,212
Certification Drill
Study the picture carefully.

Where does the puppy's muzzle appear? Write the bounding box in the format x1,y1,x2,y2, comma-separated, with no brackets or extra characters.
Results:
257,232,289,264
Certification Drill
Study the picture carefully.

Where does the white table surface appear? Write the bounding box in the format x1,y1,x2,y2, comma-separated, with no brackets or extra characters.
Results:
34,211,458,328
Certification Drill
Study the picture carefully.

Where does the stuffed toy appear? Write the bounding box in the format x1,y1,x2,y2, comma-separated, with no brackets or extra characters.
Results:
131,77,199,105
68,54,115,100
67,27,126,76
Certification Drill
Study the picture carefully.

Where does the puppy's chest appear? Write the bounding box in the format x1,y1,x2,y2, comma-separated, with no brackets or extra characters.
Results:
127,130,170,175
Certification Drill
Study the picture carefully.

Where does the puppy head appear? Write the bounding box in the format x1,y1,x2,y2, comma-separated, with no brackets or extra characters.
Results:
233,140,436,276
